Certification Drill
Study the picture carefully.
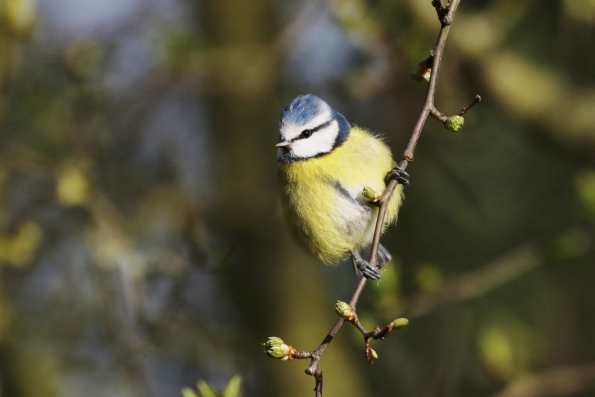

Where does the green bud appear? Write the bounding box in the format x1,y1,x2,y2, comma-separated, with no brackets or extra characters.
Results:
370,348,378,359
362,186,377,201
335,300,355,320
263,337,292,360
445,115,465,132
391,318,409,329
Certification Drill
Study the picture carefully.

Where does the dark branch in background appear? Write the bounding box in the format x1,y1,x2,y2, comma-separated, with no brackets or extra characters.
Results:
406,244,542,318
493,363,595,397
264,2,482,396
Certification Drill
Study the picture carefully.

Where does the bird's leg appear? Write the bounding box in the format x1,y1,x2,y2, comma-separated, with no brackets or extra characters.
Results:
385,166,410,185
351,250,381,280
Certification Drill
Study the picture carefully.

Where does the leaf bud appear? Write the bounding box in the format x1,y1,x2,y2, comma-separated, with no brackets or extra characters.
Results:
362,186,378,201
391,318,409,329
263,337,292,360
369,348,378,359
335,300,355,321
445,115,465,132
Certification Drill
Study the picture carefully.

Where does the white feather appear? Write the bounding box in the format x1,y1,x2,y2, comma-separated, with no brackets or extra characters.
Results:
280,105,333,141
289,120,339,159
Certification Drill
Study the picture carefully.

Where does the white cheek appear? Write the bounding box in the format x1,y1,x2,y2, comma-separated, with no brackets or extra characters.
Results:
291,126,337,158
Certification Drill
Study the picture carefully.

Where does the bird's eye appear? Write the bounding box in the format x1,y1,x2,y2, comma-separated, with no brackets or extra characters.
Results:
301,129,313,139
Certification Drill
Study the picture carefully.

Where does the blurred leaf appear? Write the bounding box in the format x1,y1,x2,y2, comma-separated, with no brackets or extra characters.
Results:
575,170,595,219
0,221,43,268
479,326,516,380
185,376,243,397
196,381,219,397
221,375,242,397
415,263,443,292
183,377,243,397
1,0,37,37
181,388,200,397
563,0,595,24
56,165,91,207
478,312,539,383
551,229,591,262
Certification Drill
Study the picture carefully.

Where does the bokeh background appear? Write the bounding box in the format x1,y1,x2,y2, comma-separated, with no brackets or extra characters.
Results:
1,0,595,396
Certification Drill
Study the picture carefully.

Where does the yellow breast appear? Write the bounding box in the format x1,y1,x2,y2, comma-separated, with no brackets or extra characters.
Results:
278,126,403,264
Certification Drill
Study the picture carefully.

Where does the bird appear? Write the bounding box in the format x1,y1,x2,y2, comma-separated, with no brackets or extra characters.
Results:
276,94,409,280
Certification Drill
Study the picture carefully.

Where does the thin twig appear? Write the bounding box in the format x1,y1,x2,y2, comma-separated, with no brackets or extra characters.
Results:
401,0,460,165
459,95,482,116
314,370,323,397
303,1,463,394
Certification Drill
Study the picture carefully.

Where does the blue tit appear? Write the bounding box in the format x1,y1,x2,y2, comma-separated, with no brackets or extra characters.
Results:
276,94,409,280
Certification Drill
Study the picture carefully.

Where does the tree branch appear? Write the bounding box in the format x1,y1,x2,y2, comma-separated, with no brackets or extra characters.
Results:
305,1,463,394
265,2,474,396
312,1,461,395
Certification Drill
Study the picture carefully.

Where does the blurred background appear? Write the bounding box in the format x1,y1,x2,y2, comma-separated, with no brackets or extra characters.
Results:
1,0,595,396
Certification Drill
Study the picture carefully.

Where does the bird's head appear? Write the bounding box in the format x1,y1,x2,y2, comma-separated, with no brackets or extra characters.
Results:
277,95,350,163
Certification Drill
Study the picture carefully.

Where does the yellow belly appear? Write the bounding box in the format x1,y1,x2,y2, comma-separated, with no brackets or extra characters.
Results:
277,127,403,264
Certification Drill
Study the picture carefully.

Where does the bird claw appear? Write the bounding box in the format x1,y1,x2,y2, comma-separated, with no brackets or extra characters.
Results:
386,166,410,186
354,258,381,280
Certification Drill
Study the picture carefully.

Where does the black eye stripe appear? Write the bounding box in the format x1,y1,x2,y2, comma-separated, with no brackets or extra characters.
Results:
295,119,333,141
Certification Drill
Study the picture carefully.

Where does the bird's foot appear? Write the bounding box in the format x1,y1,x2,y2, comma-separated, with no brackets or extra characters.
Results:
385,166,410,186
352,257,381,280
351,247,392,280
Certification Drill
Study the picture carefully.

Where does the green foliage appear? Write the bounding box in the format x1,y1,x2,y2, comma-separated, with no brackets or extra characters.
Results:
182,376,243,397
